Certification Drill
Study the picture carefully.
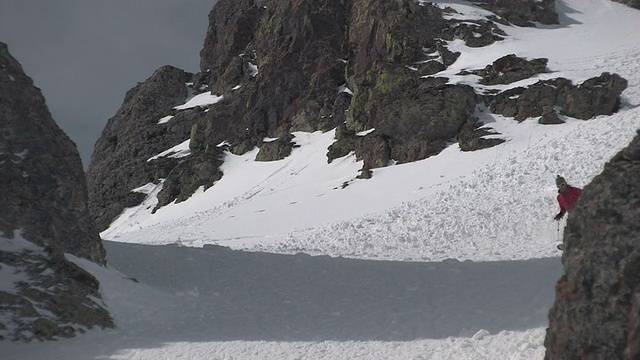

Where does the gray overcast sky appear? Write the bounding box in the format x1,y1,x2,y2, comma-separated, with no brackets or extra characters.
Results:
0,0,217,168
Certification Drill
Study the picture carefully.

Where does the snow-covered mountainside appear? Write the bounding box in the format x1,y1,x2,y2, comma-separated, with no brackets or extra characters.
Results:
2,0,640,359
102,0,640,263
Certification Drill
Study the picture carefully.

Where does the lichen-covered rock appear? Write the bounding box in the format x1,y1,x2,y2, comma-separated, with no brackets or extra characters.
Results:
544,133,640,359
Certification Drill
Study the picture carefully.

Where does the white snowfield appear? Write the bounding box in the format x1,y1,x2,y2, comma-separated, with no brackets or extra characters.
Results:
2,0,640,359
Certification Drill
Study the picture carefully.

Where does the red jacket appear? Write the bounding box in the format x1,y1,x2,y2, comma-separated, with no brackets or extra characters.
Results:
557,186,582,215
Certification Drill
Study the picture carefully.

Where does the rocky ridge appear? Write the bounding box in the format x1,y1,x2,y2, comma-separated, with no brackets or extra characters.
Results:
87,0,628,231
0,42,112,341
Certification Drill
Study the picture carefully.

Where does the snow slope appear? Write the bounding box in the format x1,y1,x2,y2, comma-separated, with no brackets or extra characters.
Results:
2,0,640,359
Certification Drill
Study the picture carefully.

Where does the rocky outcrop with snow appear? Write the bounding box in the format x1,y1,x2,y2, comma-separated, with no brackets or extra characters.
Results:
545,132,640,359
87,65,196,230
613,0,640,10
0,42,112,341
87,0,629,230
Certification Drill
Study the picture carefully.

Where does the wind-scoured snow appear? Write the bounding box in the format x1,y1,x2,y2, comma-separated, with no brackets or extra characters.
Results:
2,0,640,359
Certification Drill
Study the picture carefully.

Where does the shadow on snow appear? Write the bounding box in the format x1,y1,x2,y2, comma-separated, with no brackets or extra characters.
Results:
102,240,561,343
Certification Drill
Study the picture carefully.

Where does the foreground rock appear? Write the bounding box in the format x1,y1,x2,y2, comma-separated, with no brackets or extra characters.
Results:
545,132,640,359
0,42,112,341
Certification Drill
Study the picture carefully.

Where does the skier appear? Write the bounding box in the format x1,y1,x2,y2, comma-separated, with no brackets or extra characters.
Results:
553,175,582,221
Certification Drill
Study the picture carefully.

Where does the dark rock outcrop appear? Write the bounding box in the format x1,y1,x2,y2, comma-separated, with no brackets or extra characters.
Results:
256,134,299,162
0,42,112,341
464,54,548,85
487,73,627,122
87,65,195,230
0,42,105,263
472,0,559,26
458,116,506,151
344,1,478,169
545,132,640,359
612,0,640,10
563,72,628,119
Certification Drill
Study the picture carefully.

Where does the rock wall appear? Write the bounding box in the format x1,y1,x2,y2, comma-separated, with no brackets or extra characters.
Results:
0,42,112,340
545,132,640,359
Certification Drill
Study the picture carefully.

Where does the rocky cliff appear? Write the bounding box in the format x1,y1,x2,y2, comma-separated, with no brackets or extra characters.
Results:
544,131,640,359
0,42,112,341
87,0,627,231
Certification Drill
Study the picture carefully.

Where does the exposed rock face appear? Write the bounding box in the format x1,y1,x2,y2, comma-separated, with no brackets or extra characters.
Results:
464,54,548,86
344,1,479,167
87,65,195,230
0,42,112,341
87,0,626,230
545,133,640,359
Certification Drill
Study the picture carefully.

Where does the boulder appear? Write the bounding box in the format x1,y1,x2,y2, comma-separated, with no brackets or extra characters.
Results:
488,73,627,122
464,54,548,85
458,117,506,151
563,72,628,120
452,19,506,48
255,134,299,162
87,65,195,231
